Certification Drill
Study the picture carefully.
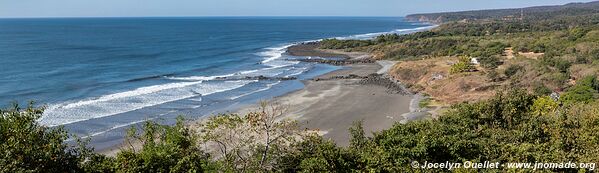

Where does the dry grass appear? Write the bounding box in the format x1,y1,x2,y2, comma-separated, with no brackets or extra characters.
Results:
390,57,497,104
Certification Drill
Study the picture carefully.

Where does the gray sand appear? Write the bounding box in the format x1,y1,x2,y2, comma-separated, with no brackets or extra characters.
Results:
270,63,414,146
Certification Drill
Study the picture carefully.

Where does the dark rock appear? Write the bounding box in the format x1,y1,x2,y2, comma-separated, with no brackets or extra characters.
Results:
294,58,376,66
358,73,410,95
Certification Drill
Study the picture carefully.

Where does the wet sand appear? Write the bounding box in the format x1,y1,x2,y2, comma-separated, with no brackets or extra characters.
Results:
273,63,414,146
99,44,425,156
256,44,421,146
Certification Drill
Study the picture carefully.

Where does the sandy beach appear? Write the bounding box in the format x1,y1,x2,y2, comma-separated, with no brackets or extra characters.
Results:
274,65,413,146
99,43,427,156
258,44,429,146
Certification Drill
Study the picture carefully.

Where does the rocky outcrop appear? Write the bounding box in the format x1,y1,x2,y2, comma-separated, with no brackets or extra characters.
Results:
214,76,297,81
313,74,366,81
294,58,375,65
358,73,411,95
313,73,410,95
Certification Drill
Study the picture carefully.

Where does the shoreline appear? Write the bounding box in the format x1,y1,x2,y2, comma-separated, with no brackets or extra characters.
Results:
232,44,430,146
98,39,430,155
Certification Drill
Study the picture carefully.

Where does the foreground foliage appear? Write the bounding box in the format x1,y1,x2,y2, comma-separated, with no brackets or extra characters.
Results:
3,2,599,171
2,89,599,172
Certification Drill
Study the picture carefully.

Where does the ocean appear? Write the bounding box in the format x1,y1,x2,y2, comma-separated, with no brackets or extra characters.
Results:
0,17,431,150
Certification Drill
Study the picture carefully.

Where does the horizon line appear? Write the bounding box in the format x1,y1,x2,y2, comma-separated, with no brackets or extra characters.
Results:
0,15,407,19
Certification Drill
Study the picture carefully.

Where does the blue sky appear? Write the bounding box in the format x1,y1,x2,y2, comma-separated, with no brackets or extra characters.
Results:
0,0,595,18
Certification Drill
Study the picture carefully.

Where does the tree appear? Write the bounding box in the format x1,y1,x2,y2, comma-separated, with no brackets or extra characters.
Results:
113,117,213,172
197,101,302,172
348,120,367,150
479,55,502,69
561,85,598,104
0,103,92,172
280,134,356,172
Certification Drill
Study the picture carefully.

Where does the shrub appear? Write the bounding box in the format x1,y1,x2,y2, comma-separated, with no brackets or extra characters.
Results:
450,57,475,74
577,75,599,90
319,39,372,49
0,103,91,172
531,96,559,116
486,70,502,82
374,34,400,44
541,56,572,73
561,75,599,104
504,64,523,77
198,102,302,172
418,98,432,108
479,55,502,69
533,84,553,96
113,117,213,172
561,85,597,104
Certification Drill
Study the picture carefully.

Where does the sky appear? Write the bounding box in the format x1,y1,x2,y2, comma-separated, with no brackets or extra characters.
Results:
0,0,596,18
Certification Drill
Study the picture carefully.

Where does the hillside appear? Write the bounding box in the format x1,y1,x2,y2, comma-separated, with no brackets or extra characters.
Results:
406,1,599,23
319,0,599,106
4,1,599,172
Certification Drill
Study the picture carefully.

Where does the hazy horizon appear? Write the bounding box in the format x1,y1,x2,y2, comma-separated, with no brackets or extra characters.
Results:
0,0,597,18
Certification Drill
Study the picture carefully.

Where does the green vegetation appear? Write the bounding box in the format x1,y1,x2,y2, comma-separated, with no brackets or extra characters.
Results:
486,70,501,82
504,64,523,77
319,39,372,49
561,75,599,104
418,97,432,108
479,55,502,69
108,118,213,172
318,2,599,94
3,89,599,172
450,57,475,74
4,1,599,172
0,103,91,172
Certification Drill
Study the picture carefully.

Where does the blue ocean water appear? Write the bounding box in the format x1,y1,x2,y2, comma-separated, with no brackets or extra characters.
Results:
0,17,430,149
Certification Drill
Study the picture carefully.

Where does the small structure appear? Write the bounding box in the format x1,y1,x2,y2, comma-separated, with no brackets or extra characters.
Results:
430,73,444,81
550,92,560,101
470,57,479,65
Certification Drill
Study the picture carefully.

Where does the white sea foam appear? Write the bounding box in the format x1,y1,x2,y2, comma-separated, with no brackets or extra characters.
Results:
239,69,259,74
255,25,432,73
189,97,203,102
39,80,256,127
44,24,436,130
260,44,293,64
52,80,204,110
230,81,281,100
166,73,235,81
285,67,309,77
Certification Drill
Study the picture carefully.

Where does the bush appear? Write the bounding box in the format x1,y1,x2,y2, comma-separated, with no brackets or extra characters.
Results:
561,85,597,104
577,75,599,90
479,55,502,69
533,84,553,96
113,117,213,172
319,39,372,49
541,56,572,73
486,70,502,82
3,89,599,172
0,103,92,172
450,57,475,74
504,64,523,77
561,76,599,104
374,34,400,44
531,96,559,116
